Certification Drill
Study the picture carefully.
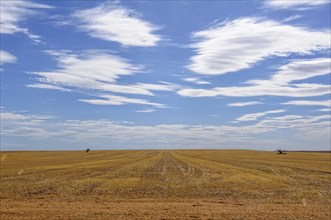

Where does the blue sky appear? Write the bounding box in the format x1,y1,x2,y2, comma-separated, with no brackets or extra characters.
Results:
1,0,330,151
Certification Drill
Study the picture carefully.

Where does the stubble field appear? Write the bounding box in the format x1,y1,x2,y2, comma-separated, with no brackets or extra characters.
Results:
0,150,330,219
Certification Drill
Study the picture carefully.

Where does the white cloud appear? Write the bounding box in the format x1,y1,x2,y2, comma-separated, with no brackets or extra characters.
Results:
136,109,156,113
29,50,180,107
1,112,53,121
264,0,330,10
0,50,17,65
183,77,210,85
0,111,56,139
282,100,331,107
1,112,30,120
257,114,330,128
133,82,181,91
282,15,302,22
179,58,331,98
236,109,286,121
72,2,161,46
179,83,330,98
30,50,146,94
79,94,166,108
228,101,262,107
268,58,330,85
187,17,330,75
1,109,329,150
27,83,71,92
44,50,141,82
0,0,52,43
0,111,54,130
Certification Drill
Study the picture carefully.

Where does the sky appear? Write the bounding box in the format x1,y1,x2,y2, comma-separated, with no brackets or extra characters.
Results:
0,0,330,151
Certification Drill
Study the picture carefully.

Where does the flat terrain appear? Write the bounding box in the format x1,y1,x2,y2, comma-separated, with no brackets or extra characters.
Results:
1,150,330,219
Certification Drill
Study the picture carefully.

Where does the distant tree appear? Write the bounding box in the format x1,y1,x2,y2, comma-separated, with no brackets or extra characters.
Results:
276,148,287,154
86,148,90,153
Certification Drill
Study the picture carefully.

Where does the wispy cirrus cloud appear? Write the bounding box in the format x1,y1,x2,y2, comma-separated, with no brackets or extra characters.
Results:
179,58,331,98
0,111,56,139
71,2,161,46
1,112,31,120
26,83,71,92
133,82,181,91
187,17,330,75
1,109,329,150
264,0,330,10
282,100,331,107
0,50,17,65
136,109,156,113
282,15,302,22
236,109,286,122
257,114,330,128
0,0,52,43
228,101,263,107
0,111,54,126
183,77,210,85
79,94,166,108
28,50,179,107
266,58,331,85
29,50,146,94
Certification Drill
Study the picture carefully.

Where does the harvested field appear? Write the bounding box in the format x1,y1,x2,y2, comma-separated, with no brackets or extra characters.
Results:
1,150,330,219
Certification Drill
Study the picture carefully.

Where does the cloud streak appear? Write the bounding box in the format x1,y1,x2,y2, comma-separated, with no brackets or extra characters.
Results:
187,17,330,75
136,109,156,113
228,101,263,107
26,83,71,92
179,58,331,98
0,50,17,65
30,50,143,92
264,0,330,10
79,94,166,108
282,100,331,107
72,2,161,46
183,77,210,85
0,0,52,43
236,109,286,121
1,110,329,150
28,50,180,107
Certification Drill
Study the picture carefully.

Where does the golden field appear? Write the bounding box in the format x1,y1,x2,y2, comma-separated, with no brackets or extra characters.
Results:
0,150,330,219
